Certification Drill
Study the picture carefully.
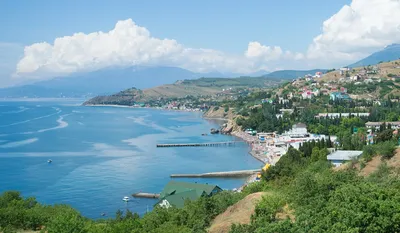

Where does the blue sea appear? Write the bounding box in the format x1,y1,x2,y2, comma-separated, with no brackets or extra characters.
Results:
0,99,261,218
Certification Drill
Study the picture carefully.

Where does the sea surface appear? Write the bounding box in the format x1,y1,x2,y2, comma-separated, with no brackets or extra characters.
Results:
0,99,261,218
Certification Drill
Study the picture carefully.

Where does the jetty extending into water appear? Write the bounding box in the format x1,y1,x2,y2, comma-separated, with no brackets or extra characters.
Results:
132,192,160,199
156,141,240,148
170,169,260,178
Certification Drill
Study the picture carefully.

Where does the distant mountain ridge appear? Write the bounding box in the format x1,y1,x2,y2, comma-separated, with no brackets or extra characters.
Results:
263,69,328,79
83,76,285,105
348,44,400,68
0,66,270,98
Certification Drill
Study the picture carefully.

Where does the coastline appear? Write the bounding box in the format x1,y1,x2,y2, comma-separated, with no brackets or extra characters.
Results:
84,104,204,113
231,131,270,164
85,103,263,190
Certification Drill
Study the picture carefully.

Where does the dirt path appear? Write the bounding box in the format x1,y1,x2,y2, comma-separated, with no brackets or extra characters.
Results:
208,192,266,233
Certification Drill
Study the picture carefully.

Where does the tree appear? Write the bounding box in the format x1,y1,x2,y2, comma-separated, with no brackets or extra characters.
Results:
375,129,393,143
311,147,321,162
45,207,87,233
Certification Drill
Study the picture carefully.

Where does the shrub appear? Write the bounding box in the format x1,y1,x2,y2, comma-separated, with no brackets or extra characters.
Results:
377,141,396,160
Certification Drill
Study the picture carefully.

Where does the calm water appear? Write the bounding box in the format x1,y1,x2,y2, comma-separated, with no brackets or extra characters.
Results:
0,99,261,218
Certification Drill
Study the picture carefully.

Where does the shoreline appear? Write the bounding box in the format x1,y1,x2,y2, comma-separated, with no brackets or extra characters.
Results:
85,103,262,190
84,104,205,113
231,131,270,164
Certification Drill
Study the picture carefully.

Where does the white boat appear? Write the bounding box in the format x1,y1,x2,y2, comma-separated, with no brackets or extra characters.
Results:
122,196,130,202
47,159,52,164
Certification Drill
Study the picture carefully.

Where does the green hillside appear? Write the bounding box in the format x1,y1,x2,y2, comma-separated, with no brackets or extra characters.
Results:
83,76,285,106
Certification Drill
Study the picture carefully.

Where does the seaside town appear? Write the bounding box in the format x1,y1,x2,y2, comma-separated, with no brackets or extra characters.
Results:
4,58,400,233
2,1,400,231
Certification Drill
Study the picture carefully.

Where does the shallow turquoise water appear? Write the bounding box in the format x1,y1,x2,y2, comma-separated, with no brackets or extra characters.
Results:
0,100,261,218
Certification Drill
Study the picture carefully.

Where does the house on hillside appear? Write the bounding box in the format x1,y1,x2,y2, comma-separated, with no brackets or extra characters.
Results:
330,92,352,101
301,91,313,99
327,150,363,167
339,67,351,76
285,123,308,137
350,75,361,81
156,181,222,208
320,88,329,95
315,113,370,119
365,121,400,130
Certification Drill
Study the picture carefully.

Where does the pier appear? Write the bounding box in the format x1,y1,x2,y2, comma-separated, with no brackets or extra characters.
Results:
170,169,261,178
156,141,240,148
132,192,160,199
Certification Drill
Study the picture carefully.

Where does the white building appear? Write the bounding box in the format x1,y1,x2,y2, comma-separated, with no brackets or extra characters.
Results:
315,113,370,118
284,123,308,137
365,121,400,130
301,91,313,99
327,150,363,167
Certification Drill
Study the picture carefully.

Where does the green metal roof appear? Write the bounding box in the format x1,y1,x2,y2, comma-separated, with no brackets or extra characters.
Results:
156,181,223,208
158,189,200,208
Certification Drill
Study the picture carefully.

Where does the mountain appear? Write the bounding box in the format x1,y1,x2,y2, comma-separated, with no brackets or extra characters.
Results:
348,44,400,68
0,66,248,98
0,66,274,98
83,76,285,105
263,69,328,79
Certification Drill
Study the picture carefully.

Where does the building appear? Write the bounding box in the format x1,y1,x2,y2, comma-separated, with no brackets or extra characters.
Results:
350,75,360,81
284,123,308,137
257,132,276,142
365,121,400,130
156,181,222,208
315,113,370,118
330,92,352,101
327,150,363,167
312,88,320,96
302,91,313,99
339,67,351,76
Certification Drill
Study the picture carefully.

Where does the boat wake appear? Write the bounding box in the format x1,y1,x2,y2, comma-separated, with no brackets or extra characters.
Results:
2,114,71,136
126,116,173,133
2,106,30,114
37,114,70,133
0,138,38,148
0,109,62,127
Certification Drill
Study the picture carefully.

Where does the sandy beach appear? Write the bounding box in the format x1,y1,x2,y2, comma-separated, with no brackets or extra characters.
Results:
231,131,281,166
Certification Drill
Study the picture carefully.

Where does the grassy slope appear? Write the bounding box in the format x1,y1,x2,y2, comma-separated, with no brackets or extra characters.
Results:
84,77,284,105
320,59,400,82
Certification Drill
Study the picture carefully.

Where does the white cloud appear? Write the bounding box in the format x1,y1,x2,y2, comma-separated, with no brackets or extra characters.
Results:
307,0,400,65
13,0,400,80
15,19,300,78
16,20,184,77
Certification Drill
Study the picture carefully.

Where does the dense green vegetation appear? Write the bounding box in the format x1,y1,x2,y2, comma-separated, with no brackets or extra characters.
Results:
0,189,254,233
230,144,400,233
5,69,400,232
343,80,396,98
263,69,328,79
2,136,398,232
181,77,283,88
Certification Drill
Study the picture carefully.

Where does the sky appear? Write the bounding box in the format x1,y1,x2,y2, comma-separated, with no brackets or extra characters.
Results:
1,0,400,86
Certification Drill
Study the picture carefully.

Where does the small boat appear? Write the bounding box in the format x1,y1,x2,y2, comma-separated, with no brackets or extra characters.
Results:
47,159,52,164
122,196,130,202
101,213,106,216
201,133,208,136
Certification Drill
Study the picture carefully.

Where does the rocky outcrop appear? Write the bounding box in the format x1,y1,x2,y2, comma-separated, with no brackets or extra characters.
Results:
220,119,241,135
203,107,236,119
